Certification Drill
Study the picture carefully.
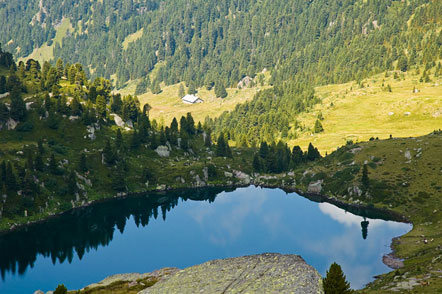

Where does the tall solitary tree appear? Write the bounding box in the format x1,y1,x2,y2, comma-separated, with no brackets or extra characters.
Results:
323,262,352,294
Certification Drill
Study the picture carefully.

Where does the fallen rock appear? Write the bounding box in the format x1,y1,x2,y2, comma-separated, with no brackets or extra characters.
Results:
308,180,323,194
155,146,170,157
141,253,323,294
383,253,404,269
7,118,18,130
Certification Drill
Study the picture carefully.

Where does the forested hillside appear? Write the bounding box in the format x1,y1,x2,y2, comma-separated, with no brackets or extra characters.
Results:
4,0,441,144
1,0,441,88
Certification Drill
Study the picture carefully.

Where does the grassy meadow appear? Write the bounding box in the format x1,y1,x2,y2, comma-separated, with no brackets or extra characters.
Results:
291,70,442,154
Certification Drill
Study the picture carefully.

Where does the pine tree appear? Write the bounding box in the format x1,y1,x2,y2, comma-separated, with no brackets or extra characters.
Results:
323,262,352,294
216,133,227,157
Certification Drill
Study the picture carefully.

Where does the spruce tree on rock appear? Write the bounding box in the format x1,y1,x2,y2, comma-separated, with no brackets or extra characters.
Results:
323,262,352,294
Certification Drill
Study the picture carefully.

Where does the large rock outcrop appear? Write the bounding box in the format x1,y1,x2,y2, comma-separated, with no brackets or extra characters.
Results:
140,253,323,294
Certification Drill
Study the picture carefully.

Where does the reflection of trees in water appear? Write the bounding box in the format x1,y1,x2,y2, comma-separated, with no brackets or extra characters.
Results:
361,218,369,240
0,187,228,279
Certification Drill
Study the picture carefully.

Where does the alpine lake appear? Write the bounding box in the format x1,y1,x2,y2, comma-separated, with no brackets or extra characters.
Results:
0,186,412,293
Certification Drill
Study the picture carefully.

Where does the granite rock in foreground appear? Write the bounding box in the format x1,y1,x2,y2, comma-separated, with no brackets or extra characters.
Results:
139,253,323,294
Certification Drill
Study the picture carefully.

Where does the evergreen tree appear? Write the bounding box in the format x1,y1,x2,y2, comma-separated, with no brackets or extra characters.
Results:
34,153,44,172
252,153,261,172
397,56,408,72
259,142,269,159
151,79,162,94
291,145,304,165
187,82,197,95
111,94,122,114
115,128,124,151
96,95,107,120
54,284,68,294
215,82,228,98
78,153,88,172
216,133,227,157
103,139,115,165
185,112,195,135
0,102,8,123
361,219,369,240
67,170,77,195
204,129,212,147
306,143,321,161
362,164,369,188
37,138,45,154
112,166,126,192
323,262,352,294
49,153,58,175
150,132,158,150
9,86,26,121
55,58,64,79
71,97,82,116
130,129,140,149
314,119,324,133
0,75,6,94
170,117,179,133
178,83,185,98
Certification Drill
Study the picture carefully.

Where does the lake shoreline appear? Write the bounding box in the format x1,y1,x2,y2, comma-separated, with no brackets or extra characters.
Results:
0,181,412,276
0,181,410,236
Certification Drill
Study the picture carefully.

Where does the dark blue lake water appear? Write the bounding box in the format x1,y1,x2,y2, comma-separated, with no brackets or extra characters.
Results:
0,186,411,293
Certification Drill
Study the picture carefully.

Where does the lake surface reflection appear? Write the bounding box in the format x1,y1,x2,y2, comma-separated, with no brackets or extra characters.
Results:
0,186,411,293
